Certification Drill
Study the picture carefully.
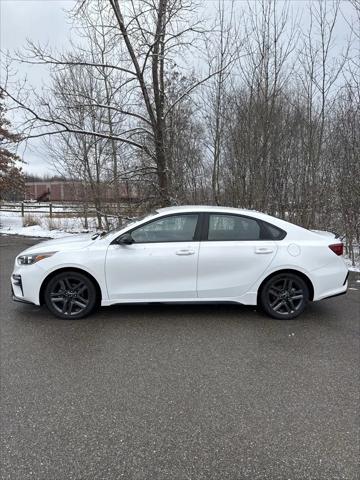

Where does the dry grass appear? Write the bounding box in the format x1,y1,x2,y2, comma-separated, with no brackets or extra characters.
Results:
45,218,58,231
22,214,41,227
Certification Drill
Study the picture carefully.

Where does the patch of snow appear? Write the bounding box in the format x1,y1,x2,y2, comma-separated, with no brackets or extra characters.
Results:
0,211,96,239
344,257,360,273
0,224,74,239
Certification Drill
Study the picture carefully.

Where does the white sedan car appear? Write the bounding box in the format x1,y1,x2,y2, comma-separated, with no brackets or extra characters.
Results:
11,206,348,320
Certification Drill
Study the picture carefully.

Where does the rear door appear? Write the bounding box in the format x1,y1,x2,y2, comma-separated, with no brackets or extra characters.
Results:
197,213,277,298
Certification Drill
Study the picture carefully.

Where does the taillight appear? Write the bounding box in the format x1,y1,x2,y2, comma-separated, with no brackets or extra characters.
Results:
329,243,343,256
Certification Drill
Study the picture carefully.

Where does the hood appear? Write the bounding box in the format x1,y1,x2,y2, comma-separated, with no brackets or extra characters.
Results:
20,233,96,255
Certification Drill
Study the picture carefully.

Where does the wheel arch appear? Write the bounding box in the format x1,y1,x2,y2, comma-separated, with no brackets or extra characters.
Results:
39,267,102,306
257,269,314,303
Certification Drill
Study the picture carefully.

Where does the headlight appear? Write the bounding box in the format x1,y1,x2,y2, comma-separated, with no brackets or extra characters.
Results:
17,252,57,265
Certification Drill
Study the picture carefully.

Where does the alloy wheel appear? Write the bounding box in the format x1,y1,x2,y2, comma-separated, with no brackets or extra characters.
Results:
49,276,90,317
264,275,307,318
268,277,304,315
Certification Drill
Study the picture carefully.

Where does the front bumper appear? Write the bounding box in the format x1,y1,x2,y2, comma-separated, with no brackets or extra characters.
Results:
11,289,35,305
11,284,36,305
10,264,43,305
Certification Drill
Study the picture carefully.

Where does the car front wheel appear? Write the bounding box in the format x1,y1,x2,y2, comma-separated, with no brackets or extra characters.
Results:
259,273,309,320
44,271,97,319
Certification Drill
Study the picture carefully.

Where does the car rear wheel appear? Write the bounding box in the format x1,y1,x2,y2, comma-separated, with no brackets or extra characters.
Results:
44,271,97,319
259,273,309,320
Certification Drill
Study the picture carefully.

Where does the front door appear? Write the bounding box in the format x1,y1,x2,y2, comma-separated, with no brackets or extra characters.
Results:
105,213,200,300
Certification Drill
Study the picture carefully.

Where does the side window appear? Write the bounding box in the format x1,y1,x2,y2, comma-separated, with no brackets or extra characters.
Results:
261,221,286,240
131,214,199,243
208,214,261,241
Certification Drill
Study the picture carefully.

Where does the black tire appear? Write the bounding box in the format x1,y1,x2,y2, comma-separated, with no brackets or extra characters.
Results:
259,273,309,320
44,271,97,319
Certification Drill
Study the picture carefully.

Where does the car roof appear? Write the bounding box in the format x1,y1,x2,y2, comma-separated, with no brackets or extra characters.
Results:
156,205,278,223
157,205,258,215
106,205,317,241
155,205,314,238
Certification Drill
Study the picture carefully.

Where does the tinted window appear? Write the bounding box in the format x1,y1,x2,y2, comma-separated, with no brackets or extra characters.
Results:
208,214,261,241
131,214,199,243
261,221,286,240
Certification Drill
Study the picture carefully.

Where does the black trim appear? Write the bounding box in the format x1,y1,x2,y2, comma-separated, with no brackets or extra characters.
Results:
193,212,205,241
11,285,34,305
343,271,349,286
12,274,24,296
202,212,287,242
113,212,202,245
202,212,210,241
12,294,35,305
321,290,347,301
111,211,287,244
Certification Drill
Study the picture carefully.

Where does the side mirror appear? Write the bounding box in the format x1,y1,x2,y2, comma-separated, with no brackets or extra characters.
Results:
116,233,134,245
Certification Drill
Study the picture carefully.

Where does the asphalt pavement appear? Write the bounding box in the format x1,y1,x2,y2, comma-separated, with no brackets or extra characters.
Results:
1,235,359,480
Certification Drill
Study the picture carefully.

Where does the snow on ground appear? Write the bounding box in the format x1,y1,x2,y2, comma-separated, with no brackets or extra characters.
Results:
0,211,96,239
1,210,359,271
345,258,360,273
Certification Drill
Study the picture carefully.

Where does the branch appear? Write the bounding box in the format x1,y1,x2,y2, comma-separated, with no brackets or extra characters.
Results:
3,88,153,156
164,62,234,117
16,56,137,77
109,0,157,127
70,101,153,127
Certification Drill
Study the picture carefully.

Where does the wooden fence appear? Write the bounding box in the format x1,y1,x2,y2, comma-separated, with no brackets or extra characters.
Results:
0,201,141,218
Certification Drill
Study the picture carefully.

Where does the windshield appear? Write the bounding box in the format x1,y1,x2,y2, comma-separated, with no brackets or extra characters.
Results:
101,212,157,238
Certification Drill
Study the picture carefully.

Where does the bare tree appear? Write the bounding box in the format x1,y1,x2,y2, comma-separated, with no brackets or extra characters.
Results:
221,0,298,213
3,0,225,206
202,0,239,205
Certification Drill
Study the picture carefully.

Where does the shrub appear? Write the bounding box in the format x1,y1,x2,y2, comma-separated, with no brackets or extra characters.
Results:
46,218,58,231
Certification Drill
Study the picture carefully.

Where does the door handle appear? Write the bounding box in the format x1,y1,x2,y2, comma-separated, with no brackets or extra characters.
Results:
255,247,274,254
176,249,195,256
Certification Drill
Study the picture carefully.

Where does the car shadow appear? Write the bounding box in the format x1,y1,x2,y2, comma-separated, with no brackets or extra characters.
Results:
11,298,341,330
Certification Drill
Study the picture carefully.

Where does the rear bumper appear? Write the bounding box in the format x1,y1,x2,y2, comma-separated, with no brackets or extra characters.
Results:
311,262,349,301
313,280,348,301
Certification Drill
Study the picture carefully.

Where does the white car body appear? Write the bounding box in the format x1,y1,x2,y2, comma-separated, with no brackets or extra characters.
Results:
11,206,348,314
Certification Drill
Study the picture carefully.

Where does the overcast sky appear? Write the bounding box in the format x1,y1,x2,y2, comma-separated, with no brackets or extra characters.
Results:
1,0,74,175
0,0,356,176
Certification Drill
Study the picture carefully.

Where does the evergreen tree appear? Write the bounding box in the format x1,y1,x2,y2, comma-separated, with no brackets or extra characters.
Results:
0,91,24,199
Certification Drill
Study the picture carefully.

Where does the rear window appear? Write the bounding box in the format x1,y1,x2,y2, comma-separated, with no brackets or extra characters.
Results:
208,214,261,241
206,214,286,241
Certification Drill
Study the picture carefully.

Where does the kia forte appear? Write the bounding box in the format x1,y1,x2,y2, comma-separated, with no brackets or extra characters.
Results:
11,206,348,320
